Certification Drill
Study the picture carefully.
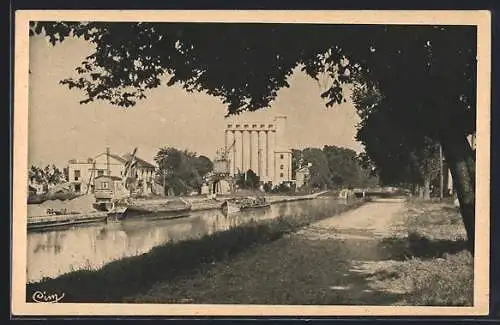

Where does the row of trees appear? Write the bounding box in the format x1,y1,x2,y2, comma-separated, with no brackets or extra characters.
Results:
229,144,378,193
292,146,379,190
234,169,296,193
154,147,213,196
353,83,449,200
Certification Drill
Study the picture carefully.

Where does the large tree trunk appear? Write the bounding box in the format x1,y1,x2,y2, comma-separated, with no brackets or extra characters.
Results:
411,183,418,197
440,133,475,253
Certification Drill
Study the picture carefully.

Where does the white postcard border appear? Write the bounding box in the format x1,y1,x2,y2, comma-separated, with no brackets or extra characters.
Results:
12,10,491,316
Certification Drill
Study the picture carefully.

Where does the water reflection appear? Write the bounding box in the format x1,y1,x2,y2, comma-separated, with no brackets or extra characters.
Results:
27,197,346,283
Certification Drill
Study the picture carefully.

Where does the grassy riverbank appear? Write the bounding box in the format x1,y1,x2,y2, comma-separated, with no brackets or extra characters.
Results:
26,198,365,303
370,200,473,306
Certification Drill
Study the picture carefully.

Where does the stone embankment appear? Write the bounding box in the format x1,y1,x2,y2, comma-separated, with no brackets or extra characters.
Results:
27,212,108,230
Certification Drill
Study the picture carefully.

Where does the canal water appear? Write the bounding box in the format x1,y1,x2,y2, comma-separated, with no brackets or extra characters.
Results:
27,196,351,283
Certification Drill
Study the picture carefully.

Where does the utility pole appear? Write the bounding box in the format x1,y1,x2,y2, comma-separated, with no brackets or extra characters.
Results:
439,144,444,200
85,161,96,194
163,170,166,196
106,147,111,176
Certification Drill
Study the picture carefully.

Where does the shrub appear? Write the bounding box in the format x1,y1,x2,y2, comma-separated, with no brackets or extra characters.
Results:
27,192,81,204
262,182,273,193
271,183,292,193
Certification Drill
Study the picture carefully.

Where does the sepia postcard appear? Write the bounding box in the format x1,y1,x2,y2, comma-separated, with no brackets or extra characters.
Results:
12,10,491,317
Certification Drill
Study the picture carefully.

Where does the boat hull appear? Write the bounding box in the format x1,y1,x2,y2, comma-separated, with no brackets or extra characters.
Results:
106,206,128,221
93,202,114,212
95,197,193,219
221,197,271,214
221,201,241,214
240,203,271,210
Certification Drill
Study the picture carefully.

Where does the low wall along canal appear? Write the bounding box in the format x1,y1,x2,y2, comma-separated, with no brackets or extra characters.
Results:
27,195,363,286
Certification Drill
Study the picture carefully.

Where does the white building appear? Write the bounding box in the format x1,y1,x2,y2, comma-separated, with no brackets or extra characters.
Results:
224,116,292,186
67,150,156,194
295,164,312,189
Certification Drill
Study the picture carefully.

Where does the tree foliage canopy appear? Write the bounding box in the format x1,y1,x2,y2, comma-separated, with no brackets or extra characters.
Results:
30,21,478,248
355,104,441,187
30,22,475,134
154,147,213,195
292,146,377,190
236,169,260,190
28,164,66,192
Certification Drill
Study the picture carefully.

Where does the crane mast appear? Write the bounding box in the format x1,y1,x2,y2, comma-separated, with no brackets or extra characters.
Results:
121,147,138,198
211,139,237,195
216,139,236,172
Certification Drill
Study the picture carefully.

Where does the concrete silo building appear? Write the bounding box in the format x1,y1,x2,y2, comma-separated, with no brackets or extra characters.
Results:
223,116,292,186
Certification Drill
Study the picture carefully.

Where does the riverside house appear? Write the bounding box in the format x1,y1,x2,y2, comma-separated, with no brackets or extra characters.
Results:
67,150,156,195
294,164,312,189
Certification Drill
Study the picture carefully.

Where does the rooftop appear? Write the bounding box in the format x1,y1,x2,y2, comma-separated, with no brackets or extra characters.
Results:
122,153,156,169
69,151,156,169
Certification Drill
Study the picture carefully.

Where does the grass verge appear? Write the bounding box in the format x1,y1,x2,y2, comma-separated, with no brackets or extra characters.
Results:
370,200,473,306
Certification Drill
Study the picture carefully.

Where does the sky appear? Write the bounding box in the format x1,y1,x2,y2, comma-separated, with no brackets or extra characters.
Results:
28,34,363,169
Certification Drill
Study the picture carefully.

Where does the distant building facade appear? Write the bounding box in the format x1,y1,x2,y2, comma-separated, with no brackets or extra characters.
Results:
67,150,156,194
224,116,292,186
295,165,311,189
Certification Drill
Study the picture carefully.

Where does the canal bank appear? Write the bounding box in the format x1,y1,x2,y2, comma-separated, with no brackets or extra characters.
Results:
124,200,407,305
188,190,328,210
127,199,471,306
27,212,108,230
26,196,365,302
27,191,329,230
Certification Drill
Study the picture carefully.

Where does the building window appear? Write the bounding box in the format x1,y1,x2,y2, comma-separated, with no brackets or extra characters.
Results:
74,170,81,181
280,164,284,170
97,170,104,177
74,184,81,193
280,154,284,159
280,173,284,178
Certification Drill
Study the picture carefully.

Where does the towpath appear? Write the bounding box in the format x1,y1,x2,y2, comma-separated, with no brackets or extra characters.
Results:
130,200,409,305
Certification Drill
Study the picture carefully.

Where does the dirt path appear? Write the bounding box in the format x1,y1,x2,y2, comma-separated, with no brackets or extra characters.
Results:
295,200,406,241
129,201,409,305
